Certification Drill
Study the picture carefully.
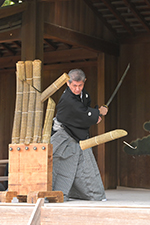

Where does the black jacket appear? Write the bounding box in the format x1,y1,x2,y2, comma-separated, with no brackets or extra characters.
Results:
56,86,99,142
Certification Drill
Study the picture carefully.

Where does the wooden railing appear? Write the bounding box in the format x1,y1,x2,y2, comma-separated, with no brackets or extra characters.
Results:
0,159,8,182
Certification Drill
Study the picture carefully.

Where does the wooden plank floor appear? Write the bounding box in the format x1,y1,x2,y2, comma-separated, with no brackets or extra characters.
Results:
41,206,150,225
41,187,150,225
0,187,150,225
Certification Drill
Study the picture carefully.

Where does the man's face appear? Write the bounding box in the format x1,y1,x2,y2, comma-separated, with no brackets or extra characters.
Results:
67,80,85,95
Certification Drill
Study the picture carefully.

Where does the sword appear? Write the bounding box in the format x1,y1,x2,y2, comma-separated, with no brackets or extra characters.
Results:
100,63,130,116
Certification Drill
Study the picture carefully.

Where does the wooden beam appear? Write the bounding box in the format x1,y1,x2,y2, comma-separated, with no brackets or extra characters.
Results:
0,2,28,19
0,176,8,181
101,0,135,35
83,0,118,39
44,60,97,70
0,48,96,70
123,0,150,33
144,0,150,7
44,48,98,64
1,43,16,55
0,60,96,71
0,159,8,164
44,23,119,56
0,27,21,43
28,198,44,225
97,53,106,187
21,0,44,61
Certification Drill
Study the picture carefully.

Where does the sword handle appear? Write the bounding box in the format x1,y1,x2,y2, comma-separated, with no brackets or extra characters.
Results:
99,105,109,117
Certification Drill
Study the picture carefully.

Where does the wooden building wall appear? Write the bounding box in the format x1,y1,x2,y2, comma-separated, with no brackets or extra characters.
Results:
0,71,16,176
44,0,115,42
118,42,150,188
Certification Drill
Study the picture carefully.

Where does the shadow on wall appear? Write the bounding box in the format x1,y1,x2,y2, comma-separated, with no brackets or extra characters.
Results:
123,121,150,156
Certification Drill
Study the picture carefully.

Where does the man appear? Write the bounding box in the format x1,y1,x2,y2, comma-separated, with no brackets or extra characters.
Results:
51,69,108,201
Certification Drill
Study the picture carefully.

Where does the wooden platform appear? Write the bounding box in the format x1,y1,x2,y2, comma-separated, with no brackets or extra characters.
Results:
0,187,150,225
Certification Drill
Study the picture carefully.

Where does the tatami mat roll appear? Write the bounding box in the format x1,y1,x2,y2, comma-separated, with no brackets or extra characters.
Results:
11,76,23,144
33,92,43,143
25,60,33,86
41,73,70,102
25,85,36,145
80,129,128,150
32,59,42,92
42,97,55,143
20,82,30,144
16,61,25,81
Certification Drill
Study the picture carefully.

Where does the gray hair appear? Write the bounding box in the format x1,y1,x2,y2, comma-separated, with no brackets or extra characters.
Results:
68,69,86,83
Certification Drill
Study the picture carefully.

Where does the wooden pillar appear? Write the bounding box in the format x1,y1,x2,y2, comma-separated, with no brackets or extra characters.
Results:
21,0,44,61
97,53,106,187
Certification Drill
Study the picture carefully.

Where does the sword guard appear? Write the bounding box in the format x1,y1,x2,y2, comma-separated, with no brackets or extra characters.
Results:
103,104,109,109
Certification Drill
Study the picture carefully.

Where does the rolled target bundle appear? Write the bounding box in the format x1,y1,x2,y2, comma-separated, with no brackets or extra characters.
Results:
80,129,128,150
32,60,43,143
33,91,43,143
16,61,25,81
19,82,30,143
32,59,42,92
41,73,70,102
25,85,36,144
11,75,23,144
25,60,33,86
42,97,56,143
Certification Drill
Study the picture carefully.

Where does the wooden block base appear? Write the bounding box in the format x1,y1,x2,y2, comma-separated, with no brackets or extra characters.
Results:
0,191,17,203
27,191,64,203
0,191,64,203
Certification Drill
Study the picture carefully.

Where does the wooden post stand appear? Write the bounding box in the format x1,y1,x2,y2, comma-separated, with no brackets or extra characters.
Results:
0,143,63,203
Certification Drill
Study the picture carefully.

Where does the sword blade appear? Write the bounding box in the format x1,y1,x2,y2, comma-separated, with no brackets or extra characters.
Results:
106,63,130,107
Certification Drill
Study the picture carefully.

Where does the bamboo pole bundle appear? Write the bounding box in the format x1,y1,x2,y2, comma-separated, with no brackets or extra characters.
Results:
16,61,25,81
32,59,42,91
19,82,30,143
80,129,128,150
11,75,23,144
25,60,33,86
42,97,56,143
25,85,36,145
41,73,70,102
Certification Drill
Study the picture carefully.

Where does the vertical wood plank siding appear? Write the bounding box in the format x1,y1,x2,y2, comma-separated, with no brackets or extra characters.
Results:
0,72,16,176
118,43,150,188
44,0,115,41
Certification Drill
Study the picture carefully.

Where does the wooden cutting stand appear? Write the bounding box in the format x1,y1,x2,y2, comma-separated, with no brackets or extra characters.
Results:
0,60,70,203
5,143,63,203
